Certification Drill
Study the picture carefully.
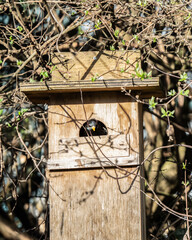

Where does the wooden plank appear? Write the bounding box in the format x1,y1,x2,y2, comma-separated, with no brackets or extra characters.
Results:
20,78,162,103
47,134,139,170
51,50,140,81
20,77,160,93
48,167,145,240
138,103,146,238
48,93,141,169
20,51,163,102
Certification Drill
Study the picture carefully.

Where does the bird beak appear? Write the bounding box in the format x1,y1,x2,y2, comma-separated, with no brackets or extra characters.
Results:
92,126,96,131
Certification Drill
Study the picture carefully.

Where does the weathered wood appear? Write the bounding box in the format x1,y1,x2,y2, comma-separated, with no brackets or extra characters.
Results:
51,50,140,81
20,78,161,103
48,134,137,170
48,93,145,239
20,51,148,239
48,92,141,169
48,167,145,240
20,51,162,103
21,78,159,92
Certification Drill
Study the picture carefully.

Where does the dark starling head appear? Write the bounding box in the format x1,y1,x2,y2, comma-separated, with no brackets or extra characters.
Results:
86,119,97,132
80,119,108,137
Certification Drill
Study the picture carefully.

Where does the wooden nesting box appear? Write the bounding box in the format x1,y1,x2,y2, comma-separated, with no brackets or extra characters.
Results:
21,51,161,240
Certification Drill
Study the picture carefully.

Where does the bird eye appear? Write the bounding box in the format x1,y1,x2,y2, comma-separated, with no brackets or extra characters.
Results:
79,119,108,137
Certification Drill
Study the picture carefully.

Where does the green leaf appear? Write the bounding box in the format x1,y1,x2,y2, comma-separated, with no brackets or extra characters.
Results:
133,35,140,42
110,45,115,51
147,71,152,78
137,0,147,6
95,20,101,29
153,38,157,43
126,58,130,64
184,89,190,96
132,74,136,78
135,62,139,69
50,66,56,73
9,36,14,45
71,10,76,16
0,109,3,115
40,70,49,79
17,108,28,118
179,72,188,82
21,108,28,115
161,108,175,118
182,162,186,170
168,89,176,96
161,111,167,118
85,10,89,16
161,107,166,115
17,60,22,66
44,72,49,78
30,78,35,83
184,12,191,20
6,122,11,128
168,110,175,117
114,30,119,37
91,74,98,82
181,181,189,186
149,96,157,110
78,26,84,35
135,63,151,81
122,39,126,45
17,26,23,32
0,60,2,64
120,68,125,73
180,89,189,97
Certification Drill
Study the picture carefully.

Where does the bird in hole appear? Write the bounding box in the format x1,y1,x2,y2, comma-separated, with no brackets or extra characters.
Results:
80,119,108,137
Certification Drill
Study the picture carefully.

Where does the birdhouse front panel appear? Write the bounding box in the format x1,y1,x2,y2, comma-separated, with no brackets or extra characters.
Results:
48,167,145,240
48,91,142,170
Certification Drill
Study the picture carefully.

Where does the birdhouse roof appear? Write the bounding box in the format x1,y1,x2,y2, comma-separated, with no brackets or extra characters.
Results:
20,51,163,103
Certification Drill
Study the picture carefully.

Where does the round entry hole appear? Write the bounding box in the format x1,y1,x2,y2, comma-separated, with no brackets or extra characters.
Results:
79,119,108,137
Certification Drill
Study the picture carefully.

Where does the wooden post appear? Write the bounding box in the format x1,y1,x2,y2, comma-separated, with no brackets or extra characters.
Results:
21,51,161,240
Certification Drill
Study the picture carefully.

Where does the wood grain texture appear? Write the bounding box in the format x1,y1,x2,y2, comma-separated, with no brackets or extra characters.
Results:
48,92,141,169
20,78,161,103
51,50,140,81
20,51,163,103
20,50,147,239
47,93,145,239
48,168,145,240
48,134,137,169
20,77,159,92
